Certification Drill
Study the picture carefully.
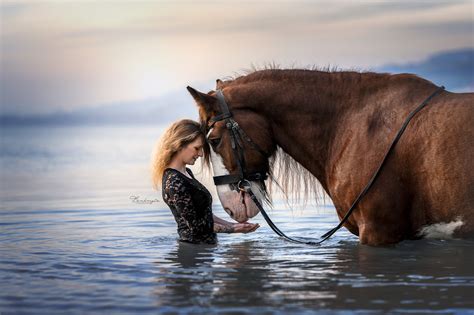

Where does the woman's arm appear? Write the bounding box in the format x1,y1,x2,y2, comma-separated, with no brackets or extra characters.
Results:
213,214,235,226
214,223,234,233
213,214,234,233
213,214,260,234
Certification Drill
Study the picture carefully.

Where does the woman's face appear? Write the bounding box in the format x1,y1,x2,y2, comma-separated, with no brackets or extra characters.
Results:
178,137,204,166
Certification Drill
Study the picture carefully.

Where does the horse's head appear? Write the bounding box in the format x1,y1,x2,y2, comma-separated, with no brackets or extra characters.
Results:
187,82,276,222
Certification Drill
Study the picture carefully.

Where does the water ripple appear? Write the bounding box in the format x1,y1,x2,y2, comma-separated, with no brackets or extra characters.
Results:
1,207,473,314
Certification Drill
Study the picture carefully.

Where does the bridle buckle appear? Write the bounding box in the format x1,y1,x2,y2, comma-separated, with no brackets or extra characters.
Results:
237,179,252,192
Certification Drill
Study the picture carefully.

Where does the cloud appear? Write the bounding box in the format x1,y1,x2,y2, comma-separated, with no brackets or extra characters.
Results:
55,1,472,41
379,48,474,92
1,1,472,115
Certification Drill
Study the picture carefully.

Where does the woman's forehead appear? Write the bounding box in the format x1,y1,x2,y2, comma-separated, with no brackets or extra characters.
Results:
190,136,204,146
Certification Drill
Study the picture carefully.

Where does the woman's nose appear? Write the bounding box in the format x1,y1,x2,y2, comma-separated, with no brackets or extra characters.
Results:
198,149,203,157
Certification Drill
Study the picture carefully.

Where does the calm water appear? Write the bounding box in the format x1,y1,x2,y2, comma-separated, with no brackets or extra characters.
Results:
1,125,473,314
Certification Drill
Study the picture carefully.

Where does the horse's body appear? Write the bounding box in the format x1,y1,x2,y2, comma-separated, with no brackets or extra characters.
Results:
188,69,474,245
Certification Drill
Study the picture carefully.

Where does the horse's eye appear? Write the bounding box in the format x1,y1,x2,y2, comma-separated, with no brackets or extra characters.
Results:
208,138,221,148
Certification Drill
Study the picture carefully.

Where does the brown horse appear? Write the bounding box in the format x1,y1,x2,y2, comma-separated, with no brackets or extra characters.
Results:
187,69,474,246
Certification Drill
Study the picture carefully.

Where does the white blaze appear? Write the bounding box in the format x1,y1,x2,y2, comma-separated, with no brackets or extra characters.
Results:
207,128,264,222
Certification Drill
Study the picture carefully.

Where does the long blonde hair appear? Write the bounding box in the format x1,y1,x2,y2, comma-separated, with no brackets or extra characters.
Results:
151,119,206,190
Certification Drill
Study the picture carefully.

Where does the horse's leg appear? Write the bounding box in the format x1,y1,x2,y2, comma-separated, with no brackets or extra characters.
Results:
358,221,407,246
332,183,412,245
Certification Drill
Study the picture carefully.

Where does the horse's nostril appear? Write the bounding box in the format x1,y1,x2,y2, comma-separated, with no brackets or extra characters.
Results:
224,207,234,218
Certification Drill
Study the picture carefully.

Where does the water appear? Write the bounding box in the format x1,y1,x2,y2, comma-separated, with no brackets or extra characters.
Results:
1,125,473,314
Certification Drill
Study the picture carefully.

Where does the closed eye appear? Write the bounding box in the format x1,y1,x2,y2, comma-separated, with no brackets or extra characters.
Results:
208,138,221,148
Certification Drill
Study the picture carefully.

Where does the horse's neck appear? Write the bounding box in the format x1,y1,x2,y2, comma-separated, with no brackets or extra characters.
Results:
260,72,380,189
255,70,434,190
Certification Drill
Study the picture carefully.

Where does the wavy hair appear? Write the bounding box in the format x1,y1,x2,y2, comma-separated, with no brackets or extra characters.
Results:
151,119,208,190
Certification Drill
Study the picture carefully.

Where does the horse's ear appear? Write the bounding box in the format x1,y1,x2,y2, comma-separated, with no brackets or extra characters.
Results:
186,86,218,113
216,79,224,90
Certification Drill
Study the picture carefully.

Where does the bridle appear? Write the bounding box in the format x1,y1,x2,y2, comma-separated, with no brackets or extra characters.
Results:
207,89,269,189
207,86,445,245
207,89,330,244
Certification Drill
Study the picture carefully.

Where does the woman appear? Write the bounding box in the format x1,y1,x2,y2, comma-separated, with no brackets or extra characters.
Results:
151,119,259,244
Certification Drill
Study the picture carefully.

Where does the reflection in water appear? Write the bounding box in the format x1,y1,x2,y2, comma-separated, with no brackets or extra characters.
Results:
172,241,217,268
2,205,473,314
154,241,272,310
332,239,474,311
154,238,474,312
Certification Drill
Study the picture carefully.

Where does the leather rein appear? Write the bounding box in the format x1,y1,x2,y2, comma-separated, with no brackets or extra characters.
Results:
207,86,445,245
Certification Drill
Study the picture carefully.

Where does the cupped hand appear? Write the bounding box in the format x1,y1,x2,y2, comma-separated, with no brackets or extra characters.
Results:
233,222,260,233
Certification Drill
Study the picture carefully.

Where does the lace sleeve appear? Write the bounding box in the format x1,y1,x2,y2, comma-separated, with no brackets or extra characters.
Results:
165,173,210,236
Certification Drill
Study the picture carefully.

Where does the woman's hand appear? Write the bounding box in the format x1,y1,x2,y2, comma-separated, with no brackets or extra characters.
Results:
214,222,260,233
232,222,260,233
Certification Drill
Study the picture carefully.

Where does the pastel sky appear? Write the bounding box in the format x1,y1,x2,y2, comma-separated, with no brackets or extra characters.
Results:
1,0,473,115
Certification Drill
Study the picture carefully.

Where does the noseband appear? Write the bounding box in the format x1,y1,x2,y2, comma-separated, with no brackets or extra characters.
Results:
207,86,445,245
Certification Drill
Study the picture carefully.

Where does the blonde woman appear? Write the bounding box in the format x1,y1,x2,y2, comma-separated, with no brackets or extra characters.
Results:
152,119,259,244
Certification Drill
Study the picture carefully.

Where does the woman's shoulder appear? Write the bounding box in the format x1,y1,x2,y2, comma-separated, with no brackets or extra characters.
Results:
164,167,195,180
162,168,188,189
163,168,178,176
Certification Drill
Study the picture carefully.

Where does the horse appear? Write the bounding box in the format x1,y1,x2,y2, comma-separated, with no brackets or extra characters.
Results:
187,69,474,246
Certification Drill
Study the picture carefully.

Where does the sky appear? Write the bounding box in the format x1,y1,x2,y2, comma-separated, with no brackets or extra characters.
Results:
0,0,473,115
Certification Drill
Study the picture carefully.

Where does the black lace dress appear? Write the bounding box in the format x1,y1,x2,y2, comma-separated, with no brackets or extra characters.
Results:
162,168,217,244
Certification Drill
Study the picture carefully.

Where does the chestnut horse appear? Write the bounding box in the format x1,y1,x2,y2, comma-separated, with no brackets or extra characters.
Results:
187,69,474,246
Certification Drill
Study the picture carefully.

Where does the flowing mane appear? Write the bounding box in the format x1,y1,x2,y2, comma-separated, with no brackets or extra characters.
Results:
268,147,327,207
